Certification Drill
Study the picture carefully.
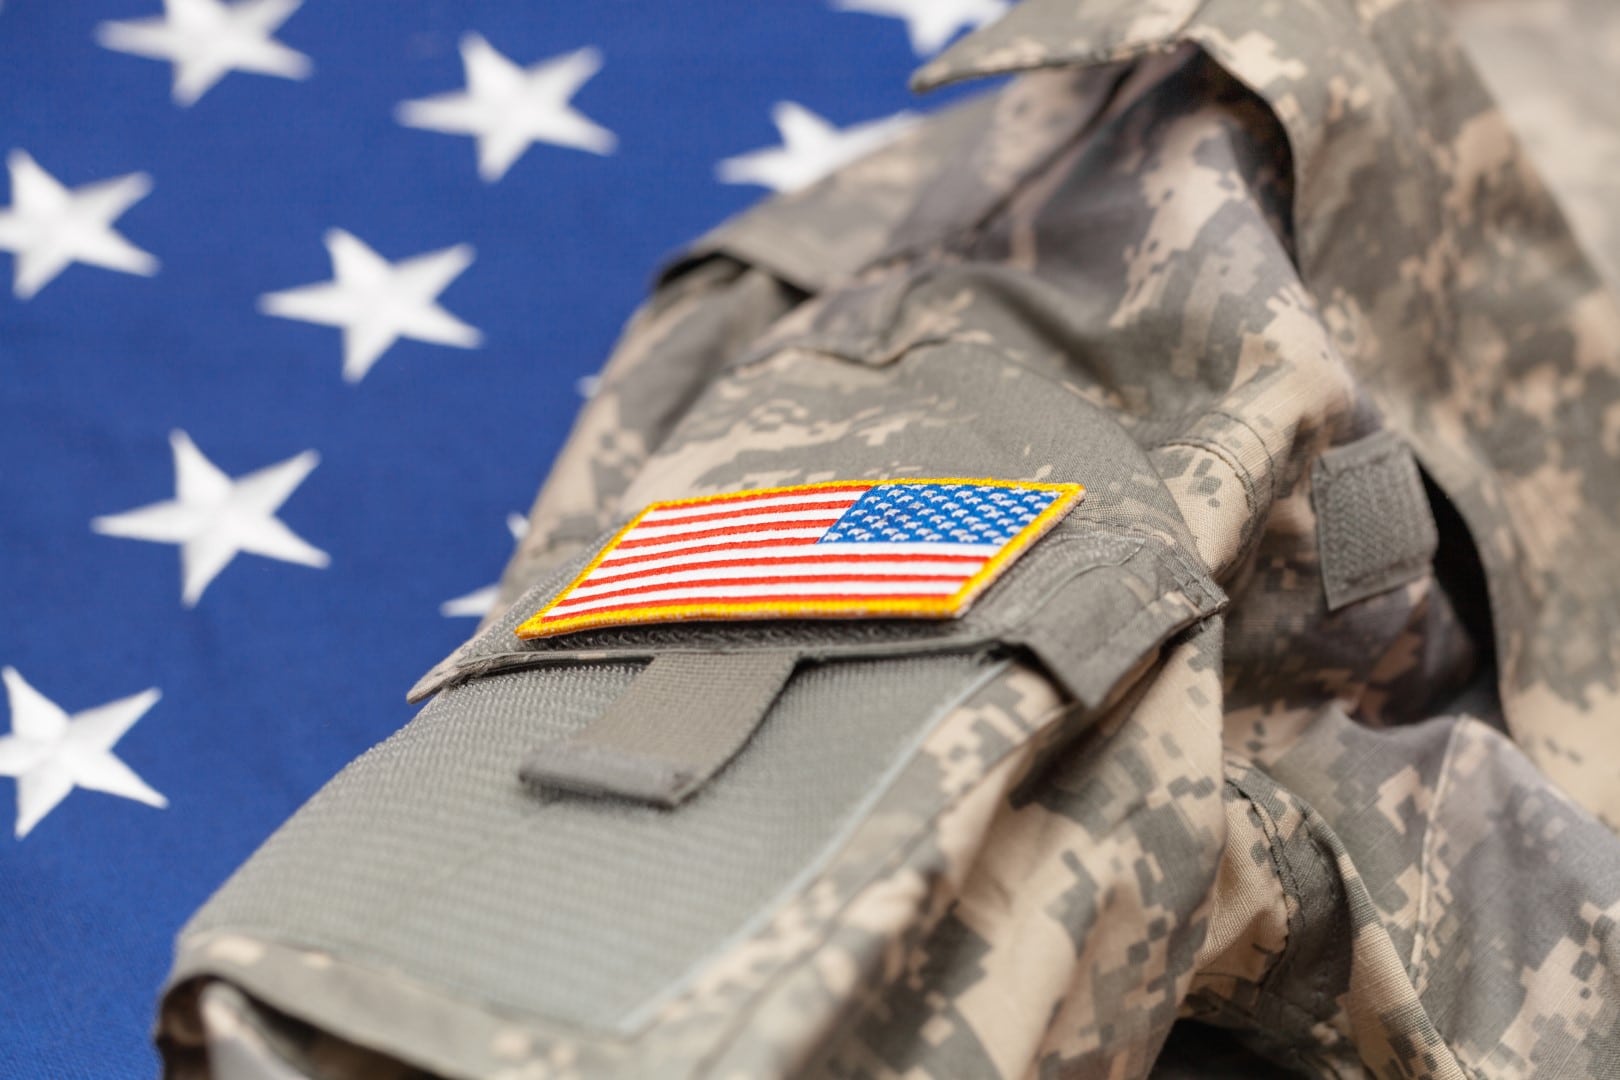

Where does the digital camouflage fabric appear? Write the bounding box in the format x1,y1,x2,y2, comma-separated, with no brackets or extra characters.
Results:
157,0,1620,1076
1449,0,1620,294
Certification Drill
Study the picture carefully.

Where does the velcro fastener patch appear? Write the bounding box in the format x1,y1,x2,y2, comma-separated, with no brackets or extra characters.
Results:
516,478,1085,640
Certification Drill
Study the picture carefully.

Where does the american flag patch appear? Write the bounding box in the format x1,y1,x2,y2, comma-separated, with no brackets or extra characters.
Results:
515,478,1084,639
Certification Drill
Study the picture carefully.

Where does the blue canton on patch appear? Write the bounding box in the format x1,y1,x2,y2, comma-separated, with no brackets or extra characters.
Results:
819,483,1062,546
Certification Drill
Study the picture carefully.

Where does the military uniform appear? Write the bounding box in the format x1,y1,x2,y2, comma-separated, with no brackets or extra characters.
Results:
157,0,1620,1076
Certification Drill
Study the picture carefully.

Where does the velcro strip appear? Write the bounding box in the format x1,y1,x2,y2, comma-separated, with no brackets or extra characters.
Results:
1311,430,1439,612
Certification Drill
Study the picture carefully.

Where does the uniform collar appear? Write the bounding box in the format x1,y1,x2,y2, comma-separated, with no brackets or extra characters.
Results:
911,0,1450,284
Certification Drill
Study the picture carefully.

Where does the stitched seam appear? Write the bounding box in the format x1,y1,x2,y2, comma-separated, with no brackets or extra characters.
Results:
1153,435,1267,578
1192,770,1362,1079
1224,767,1358,1024
1229,759,1482,1080
1336,555,1429,590
170,931,630,1049
1153,405,1282,576
1074,589,1203,682
1207,407,1281,504
1409,720,1463,997
1220,766,1304,993
1155,435,1259,518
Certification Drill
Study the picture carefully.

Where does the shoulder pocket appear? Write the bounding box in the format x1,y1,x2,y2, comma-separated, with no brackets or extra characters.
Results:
361,495,1218,1024
371,197,1232,1044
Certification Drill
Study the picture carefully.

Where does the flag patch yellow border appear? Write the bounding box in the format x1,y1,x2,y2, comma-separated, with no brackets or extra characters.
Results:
516,477,1084,639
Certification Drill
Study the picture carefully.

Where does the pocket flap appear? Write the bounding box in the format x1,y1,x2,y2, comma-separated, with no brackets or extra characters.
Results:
410,511,1223,711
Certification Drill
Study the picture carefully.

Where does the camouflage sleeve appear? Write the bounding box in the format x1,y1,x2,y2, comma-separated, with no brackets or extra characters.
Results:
486,255,804,615
157,1,1620,1077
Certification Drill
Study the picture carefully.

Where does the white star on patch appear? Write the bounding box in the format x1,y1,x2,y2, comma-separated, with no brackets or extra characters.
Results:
396,34,617,182
831,0,1009,55
96,0,312,107
441,513,530,618
716,102,917,194
93,430,328,607
0,668,165,839
0,150,157,300
258,229,482,383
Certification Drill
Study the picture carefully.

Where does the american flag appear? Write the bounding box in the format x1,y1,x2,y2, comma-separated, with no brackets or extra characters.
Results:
0,0,1004,1073
520,480,1082,637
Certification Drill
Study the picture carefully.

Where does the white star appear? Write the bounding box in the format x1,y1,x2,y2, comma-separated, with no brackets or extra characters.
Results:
0,150,157,300
258,229,482,383
440,513,530,618
0,668,165,839
716,102,917,194
396,34,617,182
95,0,312,107
92,430,328,607
831,0,1009,55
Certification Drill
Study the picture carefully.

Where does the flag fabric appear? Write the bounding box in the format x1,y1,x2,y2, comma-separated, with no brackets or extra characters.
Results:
0,2,999,1074
519,480,1083,638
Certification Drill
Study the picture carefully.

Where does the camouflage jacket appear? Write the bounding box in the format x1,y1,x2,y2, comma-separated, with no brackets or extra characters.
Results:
157,0,1620,1077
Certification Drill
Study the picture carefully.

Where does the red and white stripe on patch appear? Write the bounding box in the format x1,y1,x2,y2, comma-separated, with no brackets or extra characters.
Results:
515,478,1084,640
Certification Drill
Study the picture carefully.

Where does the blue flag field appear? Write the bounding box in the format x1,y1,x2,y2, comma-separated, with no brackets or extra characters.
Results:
0,1,995,1072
